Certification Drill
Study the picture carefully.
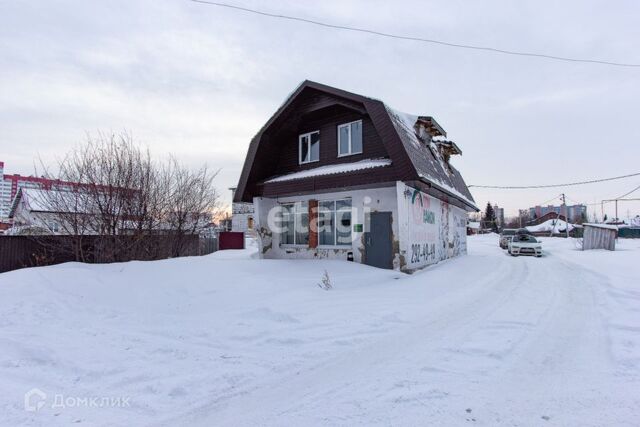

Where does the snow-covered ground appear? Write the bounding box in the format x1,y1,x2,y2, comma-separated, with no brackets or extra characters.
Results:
1,235,639,426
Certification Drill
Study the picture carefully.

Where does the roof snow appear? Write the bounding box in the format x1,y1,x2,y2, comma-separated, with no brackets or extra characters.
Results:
264,159,393,183
583,223,619,231
384,105,477,210
526,219,576,233
11,188,87,216
18,188,57,212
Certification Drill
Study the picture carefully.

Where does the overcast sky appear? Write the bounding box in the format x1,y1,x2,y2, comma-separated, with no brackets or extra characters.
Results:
1,0,639,219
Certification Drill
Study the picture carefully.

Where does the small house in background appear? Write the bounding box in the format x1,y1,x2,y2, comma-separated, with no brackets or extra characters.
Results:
9,188,66,234
582,223,617,251
467,221,481,235
618,216,640,238
229,187,255,234
234,80,478,271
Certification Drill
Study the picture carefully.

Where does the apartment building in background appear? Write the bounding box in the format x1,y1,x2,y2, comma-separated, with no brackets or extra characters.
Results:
529,204,587,222
493,204,505,227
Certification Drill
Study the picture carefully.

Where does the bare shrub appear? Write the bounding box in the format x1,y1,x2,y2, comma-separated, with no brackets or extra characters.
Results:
317,270,332,290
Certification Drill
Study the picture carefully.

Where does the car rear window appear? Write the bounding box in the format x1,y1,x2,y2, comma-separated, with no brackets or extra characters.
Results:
502,230,516,235
513,235,538,243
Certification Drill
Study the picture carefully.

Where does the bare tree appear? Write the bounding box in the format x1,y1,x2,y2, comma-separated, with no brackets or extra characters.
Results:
34,132,220,263
161,157,220,257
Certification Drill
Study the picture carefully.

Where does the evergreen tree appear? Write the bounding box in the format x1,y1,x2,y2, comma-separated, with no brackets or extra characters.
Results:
484,202,498,233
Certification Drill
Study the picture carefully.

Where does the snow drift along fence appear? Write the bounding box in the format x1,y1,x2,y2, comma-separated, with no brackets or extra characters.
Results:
0,235,214,274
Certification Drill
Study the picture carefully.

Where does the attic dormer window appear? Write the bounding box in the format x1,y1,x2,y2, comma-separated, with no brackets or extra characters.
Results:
433,139,462,174
299,131,320,164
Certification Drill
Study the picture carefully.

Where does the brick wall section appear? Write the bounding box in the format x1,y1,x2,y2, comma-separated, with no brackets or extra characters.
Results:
308,199,318,248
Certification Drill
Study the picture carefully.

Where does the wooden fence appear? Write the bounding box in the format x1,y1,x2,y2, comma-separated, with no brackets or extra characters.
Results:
0,234,218,274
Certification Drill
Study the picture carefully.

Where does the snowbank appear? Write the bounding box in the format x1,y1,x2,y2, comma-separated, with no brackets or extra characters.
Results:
1,235,639,426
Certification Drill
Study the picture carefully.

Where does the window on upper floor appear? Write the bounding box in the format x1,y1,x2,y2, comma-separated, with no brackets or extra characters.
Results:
337,120,363,157
299,131,320,164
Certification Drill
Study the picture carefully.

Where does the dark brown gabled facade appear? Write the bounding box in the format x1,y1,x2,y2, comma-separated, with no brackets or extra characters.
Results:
235,80,477,271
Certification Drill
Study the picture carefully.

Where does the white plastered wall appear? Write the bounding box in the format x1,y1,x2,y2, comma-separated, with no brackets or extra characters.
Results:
254,185,399,265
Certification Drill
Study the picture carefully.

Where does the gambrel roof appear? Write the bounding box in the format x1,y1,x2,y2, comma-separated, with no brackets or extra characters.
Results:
235,80,477,211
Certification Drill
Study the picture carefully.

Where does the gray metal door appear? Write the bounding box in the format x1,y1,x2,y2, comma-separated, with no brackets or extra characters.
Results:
364,212,393,269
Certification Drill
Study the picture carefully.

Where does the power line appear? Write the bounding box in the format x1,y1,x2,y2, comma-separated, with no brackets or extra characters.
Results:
536,194,562,206
189,0,640,68
564,182,640,207
468,171,640,189
564,194,603,207
614,183,640,199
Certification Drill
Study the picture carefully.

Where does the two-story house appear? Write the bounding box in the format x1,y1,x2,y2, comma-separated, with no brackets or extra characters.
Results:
234,81,478,271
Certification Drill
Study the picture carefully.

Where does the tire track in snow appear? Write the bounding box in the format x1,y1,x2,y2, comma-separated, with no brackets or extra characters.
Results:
456,252,619,426
164,250,532,426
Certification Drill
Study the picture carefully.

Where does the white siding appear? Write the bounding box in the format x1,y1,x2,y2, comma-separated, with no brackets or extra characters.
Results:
253,181,469,272
254,186,399,266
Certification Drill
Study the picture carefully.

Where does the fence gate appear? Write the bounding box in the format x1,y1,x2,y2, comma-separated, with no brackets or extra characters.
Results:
219,232,245,250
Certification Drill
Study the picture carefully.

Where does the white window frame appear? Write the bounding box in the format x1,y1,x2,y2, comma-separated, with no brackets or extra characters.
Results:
337,120,363,157
299,131,320,164
280,202,309,246
318,198,352,248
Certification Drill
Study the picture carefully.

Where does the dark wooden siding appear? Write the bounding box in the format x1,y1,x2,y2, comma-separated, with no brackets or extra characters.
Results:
236,84,410,202
273,105,388,176
235,81,475,210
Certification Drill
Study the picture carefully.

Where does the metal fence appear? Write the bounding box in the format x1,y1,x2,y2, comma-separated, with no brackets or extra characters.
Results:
619,228,640,238
199,236,219,255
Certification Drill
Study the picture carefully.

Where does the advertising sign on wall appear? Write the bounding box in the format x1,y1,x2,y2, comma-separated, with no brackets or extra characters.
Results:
399,183,467,269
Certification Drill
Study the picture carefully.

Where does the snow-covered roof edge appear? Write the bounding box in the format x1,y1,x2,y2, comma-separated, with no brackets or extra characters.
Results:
265,159,392,183
583,223,618,231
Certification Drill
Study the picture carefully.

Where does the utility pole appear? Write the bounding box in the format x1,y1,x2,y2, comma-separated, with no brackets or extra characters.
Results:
561,193,569,238
615,199,619,223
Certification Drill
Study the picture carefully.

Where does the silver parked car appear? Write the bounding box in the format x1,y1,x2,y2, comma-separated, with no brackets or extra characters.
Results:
499,229,517,249
508,233,542,257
